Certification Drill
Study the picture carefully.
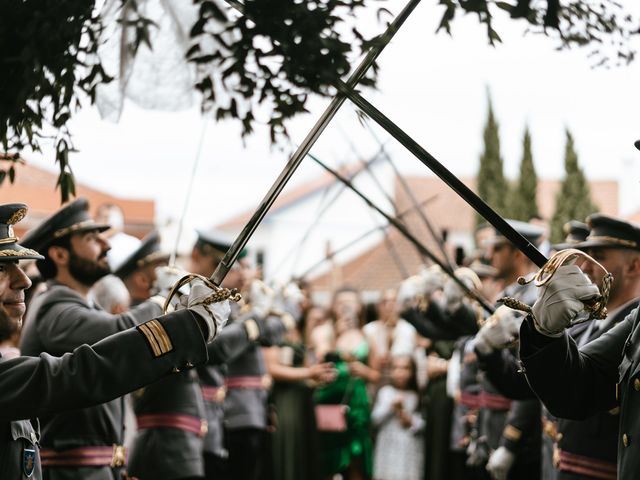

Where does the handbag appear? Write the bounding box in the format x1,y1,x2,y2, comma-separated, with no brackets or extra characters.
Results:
315,404,350,432
314,378,355,432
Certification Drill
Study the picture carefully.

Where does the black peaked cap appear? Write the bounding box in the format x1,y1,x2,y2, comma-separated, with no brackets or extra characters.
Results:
21,198,110,254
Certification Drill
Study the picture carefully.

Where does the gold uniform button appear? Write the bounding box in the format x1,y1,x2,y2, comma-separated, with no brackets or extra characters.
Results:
623,433,630,447
634,378,640,391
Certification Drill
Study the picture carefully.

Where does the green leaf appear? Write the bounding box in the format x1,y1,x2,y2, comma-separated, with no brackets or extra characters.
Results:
496,2,514,13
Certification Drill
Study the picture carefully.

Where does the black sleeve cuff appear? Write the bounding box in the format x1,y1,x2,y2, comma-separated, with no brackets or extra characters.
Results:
520,315,562,355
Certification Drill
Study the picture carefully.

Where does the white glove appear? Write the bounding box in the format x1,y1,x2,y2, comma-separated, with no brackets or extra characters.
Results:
281,282,305,306
153,265,189,298
443,267,482,312
397,275,424,310
178,280,230,342
486,446,515,480
420,265,445,297
474,306,523,355
245,279,275,319
442,278,465,313
531,265,600,337
273,281,305,319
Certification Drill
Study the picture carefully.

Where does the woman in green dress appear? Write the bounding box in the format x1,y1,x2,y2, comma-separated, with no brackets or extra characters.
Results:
313,286,381,480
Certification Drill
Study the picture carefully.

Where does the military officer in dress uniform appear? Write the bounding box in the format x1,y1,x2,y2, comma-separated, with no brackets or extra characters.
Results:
189,229,289,480
115,231,210,480
17,197,213,480
446,265,497,480
114,230,169,307
473,220,591,480
189,229,243,479
520,213,640,480
549,215,640,480
472,220,544,480
474,217,640,480
0,202,230,479
551,221,591,254
539,220,592,480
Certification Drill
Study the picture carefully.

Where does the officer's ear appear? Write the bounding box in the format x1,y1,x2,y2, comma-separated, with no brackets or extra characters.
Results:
624,251,640,278
48,245,69,267
512,247,531,267
131,270,151,290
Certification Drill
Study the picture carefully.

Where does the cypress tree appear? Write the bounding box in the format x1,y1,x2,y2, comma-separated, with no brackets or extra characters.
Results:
476,91,507,226
550,129,598,242
508,126,539,221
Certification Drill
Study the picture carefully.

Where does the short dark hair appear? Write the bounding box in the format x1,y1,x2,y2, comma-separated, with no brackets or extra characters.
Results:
194,239,225,263
36,235,72,280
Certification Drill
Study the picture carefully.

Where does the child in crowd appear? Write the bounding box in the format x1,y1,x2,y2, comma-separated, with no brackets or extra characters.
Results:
371,355,424,480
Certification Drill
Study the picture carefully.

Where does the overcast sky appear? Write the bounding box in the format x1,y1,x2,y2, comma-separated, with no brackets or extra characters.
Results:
25,0,640,240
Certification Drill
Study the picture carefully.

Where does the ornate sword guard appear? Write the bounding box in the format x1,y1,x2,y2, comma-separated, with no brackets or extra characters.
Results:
500,248,613,326
163,273,242,314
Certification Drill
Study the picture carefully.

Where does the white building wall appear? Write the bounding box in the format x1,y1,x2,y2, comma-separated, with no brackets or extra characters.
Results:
229,161,396,284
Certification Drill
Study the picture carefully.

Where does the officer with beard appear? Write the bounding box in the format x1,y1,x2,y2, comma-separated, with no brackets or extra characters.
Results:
0,202,231,479
19,198,187,480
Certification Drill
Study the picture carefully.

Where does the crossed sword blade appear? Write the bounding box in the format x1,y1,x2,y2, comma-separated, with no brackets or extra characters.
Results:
210,0,548,310
210,0,422,286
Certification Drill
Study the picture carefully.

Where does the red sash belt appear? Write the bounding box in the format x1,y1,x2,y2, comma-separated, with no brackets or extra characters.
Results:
458,392,511,410
459,391,480,409
40,445,127,468
558,450,617,480
479,392,512,410
225,375,271,390
136,413,208,437
201,385,226,403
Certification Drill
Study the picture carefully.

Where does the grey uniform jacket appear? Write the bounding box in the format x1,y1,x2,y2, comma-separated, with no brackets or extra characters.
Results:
127,369,208,480
199,311,285,442
520,305,640,480
223,313,287,431
19,282,163,480
223,341,269,430
198,364,227,457
1,309,209,480
478,282,539,455
125,295,210,480
198,318,261,455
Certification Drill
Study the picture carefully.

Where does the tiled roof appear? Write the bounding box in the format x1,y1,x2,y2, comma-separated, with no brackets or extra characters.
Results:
0,161,155,237
308,175,619,293
308,227,424,292
216,159,378,230
624,210,640,225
